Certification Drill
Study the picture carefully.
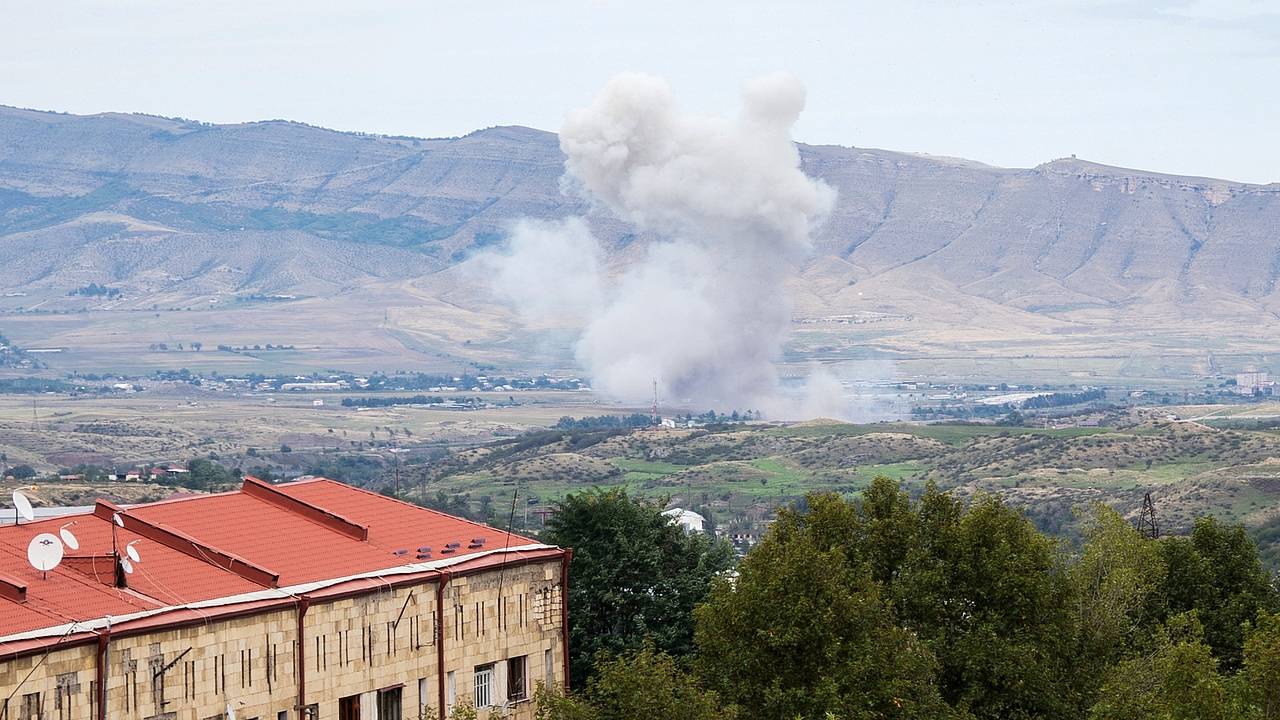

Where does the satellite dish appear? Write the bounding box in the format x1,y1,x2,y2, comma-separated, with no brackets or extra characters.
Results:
59,524,80,550
126,542,141,563
120,558,134,574
112,512,124,527
27,533,64,572
12,491,34,522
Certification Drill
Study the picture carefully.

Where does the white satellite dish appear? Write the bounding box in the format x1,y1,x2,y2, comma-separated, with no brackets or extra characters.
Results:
27,533,64,573
59,524,80,551
126,542,141,563
12,491,34,522
112,512,124,527
120,557,134,574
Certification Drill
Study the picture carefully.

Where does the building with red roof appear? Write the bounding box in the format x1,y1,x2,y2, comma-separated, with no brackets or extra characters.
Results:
0,476,569,720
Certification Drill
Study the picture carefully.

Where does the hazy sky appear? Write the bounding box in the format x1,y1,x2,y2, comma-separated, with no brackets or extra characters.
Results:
3,0,1277,183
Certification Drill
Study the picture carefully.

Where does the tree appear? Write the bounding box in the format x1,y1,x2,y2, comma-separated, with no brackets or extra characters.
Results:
1070,504,1167,697
545,488,733,688
1089,613,1237,720
1149,517,1279,669
184,457,242,492
890,485,1082,720
9,464,36,479
695,494,955,720
1239,612,1280,718
535,646,735,720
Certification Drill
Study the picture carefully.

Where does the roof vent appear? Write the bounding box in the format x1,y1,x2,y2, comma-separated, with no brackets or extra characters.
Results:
392,549,408,557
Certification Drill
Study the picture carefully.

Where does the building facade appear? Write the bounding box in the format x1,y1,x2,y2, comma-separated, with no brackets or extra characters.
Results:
0,477,568,720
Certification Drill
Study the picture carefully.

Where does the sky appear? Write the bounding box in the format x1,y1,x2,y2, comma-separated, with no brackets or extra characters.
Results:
2,0,1277,183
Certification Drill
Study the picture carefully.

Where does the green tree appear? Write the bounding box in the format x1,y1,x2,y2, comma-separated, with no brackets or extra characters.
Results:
8,464,37,479
545,488,733,688
184,457,242,491
1070,504,1166,696
1239,611,1280,719
695,494,955,720
892,486,1081,719
1089,613,1237,720
536,646,735,720
1150,517,1279,669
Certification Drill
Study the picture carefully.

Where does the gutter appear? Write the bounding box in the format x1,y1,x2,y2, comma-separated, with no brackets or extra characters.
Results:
95,624,110,720
296,596,311,717
436,571,450,717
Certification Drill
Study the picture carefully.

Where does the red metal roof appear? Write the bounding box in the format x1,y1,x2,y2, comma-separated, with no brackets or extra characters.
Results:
0,477,545,644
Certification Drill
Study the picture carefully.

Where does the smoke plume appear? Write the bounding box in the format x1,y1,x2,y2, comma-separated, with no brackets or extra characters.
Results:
487,72,835,410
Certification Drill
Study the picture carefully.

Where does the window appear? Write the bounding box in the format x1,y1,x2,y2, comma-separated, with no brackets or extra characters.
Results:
338,694,360,720
446,671,456,712
277,712,288,720
507,655,527,701
544,649,554,691
21,692,40,720
418,678,428,717
473,663,494,708
377,687,402,720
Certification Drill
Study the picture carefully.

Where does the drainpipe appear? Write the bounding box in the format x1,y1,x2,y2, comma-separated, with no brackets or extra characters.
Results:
95,623,111,720
560,550,572,691
296,596,311,717
436,571,450,717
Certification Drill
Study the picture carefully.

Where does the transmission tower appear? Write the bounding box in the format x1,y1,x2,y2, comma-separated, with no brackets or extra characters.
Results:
1137,492,1159,539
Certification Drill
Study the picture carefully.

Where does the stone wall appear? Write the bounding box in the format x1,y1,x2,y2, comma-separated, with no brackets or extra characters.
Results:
0,558,564,720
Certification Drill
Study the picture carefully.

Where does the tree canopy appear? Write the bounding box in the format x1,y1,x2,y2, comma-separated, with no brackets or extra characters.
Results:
544,488,733,688
536,478,1280,720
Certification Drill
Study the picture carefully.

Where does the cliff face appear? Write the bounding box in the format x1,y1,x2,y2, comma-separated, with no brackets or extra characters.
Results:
2,105,1278,368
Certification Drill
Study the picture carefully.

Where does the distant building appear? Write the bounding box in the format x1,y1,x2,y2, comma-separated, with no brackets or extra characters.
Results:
1236,371,1273,395
281,382,345,392
663,508,706,534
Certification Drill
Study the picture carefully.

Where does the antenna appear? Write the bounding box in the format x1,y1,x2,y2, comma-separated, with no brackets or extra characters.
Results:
1137,492,1160,539
12,490,34,524
651,378,659,425
59,522,79,550
27,532,64,579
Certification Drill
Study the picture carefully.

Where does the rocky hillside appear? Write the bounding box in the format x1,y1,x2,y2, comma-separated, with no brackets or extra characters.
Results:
2,105,1278,372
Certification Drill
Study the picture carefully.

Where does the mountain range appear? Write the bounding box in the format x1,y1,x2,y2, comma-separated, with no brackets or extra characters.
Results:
2,105,1278,380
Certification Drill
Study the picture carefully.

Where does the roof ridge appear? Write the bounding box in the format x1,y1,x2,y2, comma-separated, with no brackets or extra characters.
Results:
241,476,368,541
95,501,280,588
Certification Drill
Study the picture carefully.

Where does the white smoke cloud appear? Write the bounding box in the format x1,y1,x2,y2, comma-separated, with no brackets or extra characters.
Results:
485,72,836,411
479,217,602,327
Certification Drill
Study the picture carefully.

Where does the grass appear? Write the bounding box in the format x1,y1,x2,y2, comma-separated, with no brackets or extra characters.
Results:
611,458,687,476
770,422,1112,446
